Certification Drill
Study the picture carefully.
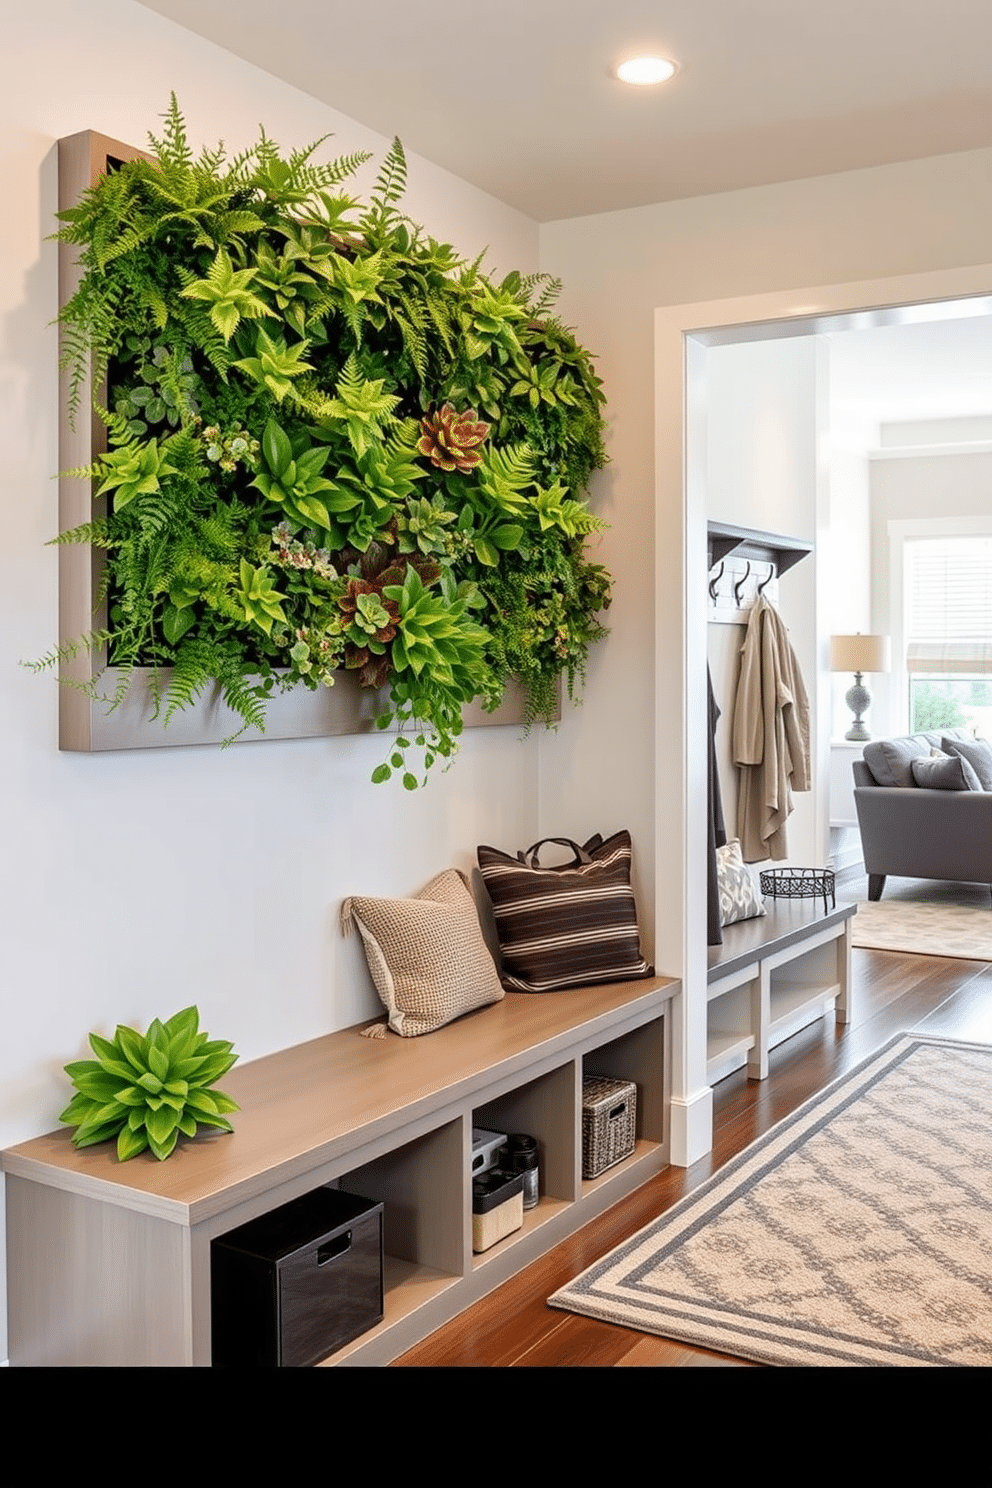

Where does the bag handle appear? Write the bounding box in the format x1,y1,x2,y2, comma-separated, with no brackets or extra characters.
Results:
519,838,591,869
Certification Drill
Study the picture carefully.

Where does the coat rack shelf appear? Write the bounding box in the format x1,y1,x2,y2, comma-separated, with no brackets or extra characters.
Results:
707,522,812,576
707,522,813,624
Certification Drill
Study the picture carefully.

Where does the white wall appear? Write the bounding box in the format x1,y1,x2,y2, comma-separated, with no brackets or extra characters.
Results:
871,446,992,733
0,0,544,1364
704,336,820,871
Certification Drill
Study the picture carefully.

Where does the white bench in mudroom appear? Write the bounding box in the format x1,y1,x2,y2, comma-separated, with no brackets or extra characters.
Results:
2,973,677,1367
706,899,855,1085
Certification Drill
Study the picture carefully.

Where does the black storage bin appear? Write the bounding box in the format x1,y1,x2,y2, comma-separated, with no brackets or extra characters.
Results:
211,1186,384,1367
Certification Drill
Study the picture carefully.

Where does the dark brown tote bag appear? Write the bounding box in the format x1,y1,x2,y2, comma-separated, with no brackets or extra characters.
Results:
476,832,653,993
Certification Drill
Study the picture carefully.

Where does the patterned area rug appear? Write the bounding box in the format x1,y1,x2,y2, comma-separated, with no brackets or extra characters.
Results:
549,1035,992,1365
851,901,992,959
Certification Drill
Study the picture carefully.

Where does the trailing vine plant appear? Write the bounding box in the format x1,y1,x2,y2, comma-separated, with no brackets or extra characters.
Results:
49,97,611,786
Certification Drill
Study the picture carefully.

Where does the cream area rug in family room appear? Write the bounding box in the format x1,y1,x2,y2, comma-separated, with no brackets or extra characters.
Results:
549,1035,992,1366
850,897,992,959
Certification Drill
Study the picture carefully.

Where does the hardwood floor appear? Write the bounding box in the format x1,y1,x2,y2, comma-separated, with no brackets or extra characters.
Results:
393,881,992,1366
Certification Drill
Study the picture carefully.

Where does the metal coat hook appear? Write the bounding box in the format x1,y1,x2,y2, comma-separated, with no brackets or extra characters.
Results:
756,562,775,596
733,561,751,607
708,560,724,602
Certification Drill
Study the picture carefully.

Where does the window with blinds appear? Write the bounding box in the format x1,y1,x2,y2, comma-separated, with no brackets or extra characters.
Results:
905,536,992,733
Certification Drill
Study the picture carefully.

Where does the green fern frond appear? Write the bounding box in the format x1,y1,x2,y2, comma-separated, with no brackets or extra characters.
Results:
161,640,268,740
140,281,170,331
286,139,371,191
159,642,212,720
48,519,116,549
146,93,194,172
218,672,269,741
213,209,269,242
481,442,536,492
123,486,182,539
392,304,427,383
362,138,408,235
21,629,114,674
94,221,150,271
372,137,407,207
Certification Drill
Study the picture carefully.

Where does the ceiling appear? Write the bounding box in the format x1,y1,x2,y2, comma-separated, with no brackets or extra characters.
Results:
829,313,992,432
134,0,990,427
136,0,992,222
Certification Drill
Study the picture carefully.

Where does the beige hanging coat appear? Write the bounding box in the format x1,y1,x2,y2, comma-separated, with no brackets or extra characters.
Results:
732,594,811,862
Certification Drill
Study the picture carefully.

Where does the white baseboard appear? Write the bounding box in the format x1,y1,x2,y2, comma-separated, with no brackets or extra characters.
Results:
669,1086,714,1167
829,826,864,878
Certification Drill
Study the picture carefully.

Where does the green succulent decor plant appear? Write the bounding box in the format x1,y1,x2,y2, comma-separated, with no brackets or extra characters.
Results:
59,1005,239,1162
50,97,612,785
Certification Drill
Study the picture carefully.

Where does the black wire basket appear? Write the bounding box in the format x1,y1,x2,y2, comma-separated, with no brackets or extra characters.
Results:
759,867,836,915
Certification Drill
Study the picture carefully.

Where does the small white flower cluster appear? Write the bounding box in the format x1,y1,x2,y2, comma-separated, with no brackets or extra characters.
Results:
271,522,337,580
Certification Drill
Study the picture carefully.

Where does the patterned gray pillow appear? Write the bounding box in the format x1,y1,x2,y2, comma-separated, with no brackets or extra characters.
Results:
717,840,767,927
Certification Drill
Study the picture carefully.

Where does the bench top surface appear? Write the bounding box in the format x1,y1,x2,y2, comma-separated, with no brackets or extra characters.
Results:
2,974,678,1223
708,899,855,984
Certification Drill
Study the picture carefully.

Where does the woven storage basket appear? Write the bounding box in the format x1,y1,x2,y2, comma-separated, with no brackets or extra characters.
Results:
582,1074,637,1179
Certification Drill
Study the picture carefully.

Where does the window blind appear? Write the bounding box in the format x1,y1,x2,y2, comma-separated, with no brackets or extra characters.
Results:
906,537,992,673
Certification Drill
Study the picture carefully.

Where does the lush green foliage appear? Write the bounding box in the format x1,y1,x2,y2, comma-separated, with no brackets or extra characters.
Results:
59,1005,238,1162
54,98,611,782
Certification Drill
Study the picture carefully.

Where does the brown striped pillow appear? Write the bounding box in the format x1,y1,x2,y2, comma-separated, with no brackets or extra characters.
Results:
476,833,653,993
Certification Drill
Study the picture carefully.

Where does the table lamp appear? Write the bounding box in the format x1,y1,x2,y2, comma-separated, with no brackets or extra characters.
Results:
830,633,891,741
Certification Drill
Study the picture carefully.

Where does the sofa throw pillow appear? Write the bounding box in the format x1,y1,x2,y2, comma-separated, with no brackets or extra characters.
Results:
476,832,653,993
341,869,504,1036
941,736,992,791
913,751,982,791
716,839,767,927
862,735,932,788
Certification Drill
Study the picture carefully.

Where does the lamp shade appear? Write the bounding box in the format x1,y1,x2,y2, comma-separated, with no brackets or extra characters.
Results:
830,633,891,674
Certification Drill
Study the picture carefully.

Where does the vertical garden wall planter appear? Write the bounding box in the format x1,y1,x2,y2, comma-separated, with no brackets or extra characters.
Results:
50,109,610,779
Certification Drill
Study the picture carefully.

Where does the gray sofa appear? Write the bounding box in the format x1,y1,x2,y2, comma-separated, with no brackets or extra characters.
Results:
852,728,992,900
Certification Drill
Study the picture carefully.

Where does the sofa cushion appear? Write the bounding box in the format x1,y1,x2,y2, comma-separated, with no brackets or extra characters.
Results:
911,752,982,791
941,735,992,791
862,735,933,788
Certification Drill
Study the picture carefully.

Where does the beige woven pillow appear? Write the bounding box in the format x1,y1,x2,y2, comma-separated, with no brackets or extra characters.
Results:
342,870,504,1036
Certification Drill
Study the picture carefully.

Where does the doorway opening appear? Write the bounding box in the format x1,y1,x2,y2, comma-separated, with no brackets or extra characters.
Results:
656,270,992,1167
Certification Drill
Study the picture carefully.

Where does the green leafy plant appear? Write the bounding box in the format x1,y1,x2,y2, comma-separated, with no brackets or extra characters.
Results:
59,1005,239,1162
47,96,611,784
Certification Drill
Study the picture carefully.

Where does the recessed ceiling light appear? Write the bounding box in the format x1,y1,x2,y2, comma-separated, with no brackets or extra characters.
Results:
615,56,678,86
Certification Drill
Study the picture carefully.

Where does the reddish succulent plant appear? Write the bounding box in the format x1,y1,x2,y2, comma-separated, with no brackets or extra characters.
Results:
417,402,489,473
338,577,401,687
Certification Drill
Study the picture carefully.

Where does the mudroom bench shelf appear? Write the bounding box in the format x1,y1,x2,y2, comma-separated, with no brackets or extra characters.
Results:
706,899,855,1085
2,974,677,1367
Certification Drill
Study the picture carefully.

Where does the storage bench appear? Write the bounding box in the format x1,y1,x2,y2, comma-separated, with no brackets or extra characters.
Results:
706,899,855,1084
2,973,677,1367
